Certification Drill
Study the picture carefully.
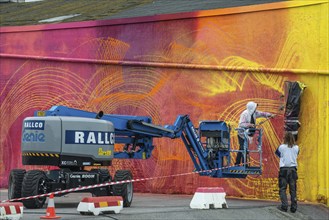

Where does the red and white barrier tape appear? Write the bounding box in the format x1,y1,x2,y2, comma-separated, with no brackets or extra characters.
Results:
1,163,248,203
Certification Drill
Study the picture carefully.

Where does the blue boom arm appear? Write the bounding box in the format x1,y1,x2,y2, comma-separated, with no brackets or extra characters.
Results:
36,106,263,178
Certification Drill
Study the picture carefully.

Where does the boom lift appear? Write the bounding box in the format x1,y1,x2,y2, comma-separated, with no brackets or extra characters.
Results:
8,106,263,209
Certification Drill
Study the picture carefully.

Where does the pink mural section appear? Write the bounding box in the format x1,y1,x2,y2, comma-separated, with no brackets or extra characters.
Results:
1,1,328,203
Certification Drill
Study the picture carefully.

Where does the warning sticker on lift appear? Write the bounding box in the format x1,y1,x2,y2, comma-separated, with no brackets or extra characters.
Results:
98,148,112,156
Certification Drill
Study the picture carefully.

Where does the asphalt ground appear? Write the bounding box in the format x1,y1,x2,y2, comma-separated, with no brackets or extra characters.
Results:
0,189,328,220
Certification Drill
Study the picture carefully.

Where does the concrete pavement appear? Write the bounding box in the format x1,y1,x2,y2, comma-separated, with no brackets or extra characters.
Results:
0,189,328,219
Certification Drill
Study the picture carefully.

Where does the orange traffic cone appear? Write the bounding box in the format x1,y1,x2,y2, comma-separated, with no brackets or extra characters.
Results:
40,193,61,219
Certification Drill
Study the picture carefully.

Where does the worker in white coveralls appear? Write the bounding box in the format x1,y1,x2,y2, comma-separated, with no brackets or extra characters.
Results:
235,101,274,166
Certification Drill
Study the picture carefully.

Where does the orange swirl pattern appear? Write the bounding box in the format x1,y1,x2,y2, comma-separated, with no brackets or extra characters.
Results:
0,1,328,204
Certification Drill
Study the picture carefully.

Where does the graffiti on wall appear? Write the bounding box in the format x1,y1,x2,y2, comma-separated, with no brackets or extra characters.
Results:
1,1,328,203
0,35,293,199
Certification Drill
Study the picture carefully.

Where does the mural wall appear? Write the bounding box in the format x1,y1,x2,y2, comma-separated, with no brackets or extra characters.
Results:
0,1,328,205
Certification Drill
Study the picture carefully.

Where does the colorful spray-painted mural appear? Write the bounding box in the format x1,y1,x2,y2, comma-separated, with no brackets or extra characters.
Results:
0,1,328,205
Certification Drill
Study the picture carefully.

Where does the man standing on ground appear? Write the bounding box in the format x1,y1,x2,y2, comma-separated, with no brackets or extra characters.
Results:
275,131,299,213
